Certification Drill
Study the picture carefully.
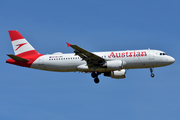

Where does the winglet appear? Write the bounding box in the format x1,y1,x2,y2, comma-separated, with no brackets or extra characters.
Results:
66,42,71,47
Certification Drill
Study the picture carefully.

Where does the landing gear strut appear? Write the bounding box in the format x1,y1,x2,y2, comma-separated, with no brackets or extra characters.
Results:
91,72,101,84
150,67,155,78
91,72,98,78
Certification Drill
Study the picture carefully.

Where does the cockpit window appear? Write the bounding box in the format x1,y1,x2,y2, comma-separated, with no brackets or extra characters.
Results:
160,53,167,55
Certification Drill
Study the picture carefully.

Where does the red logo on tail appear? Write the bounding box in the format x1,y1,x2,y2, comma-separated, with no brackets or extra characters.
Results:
15,43,27,51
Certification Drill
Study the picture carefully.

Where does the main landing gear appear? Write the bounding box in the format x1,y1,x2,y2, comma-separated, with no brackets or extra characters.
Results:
91,72,101,84
150,67,155,78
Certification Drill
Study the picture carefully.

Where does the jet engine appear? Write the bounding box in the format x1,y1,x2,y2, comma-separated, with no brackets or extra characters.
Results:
103,60,123,70
104,69,126,79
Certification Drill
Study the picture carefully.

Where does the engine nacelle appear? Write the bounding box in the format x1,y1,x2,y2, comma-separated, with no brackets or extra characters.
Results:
104,69,126,79
103,60,123,70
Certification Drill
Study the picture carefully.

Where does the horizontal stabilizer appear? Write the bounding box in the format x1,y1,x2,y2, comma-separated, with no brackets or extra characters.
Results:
7,54,29,62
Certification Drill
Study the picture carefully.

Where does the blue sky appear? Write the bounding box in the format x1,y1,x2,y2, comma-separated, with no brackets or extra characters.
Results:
1,0,180,120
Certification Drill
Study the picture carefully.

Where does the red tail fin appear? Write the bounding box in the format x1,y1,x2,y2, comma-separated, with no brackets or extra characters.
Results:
7,30,43,68
9,30,41,57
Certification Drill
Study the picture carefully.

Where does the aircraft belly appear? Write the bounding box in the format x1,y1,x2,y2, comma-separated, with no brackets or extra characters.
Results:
44,60,83,71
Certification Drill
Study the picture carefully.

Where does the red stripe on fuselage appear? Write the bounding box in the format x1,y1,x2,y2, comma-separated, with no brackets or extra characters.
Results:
6,50,43,67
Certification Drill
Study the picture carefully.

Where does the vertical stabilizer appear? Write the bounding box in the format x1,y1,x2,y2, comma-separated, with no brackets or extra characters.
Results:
8,30,40,57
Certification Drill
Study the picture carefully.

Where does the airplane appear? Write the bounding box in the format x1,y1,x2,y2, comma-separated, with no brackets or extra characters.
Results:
6,30,175,84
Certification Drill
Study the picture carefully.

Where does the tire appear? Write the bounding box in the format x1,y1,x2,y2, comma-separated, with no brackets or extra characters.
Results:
94,77,100,84
151,73,155,78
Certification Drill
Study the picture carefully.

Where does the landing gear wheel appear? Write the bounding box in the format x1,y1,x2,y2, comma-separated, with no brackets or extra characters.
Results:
91,72,97,78
151,73,155,78
150,67,155,78
94,77,100,84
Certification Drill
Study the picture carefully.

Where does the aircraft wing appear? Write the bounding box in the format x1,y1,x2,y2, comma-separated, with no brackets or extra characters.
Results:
66,43,105,67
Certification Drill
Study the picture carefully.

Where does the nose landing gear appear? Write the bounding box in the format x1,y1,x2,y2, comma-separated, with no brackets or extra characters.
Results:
150,67,155,78
91,72,101,84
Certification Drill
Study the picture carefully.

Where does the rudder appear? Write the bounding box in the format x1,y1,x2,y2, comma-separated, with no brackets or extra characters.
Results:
8,30,40,57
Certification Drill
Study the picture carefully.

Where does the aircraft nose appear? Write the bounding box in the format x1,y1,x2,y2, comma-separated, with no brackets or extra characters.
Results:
171,57,175,63
168,56,175,64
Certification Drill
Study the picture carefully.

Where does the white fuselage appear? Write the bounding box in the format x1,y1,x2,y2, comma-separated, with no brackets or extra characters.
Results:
31,49,175,72
7,30,175,83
